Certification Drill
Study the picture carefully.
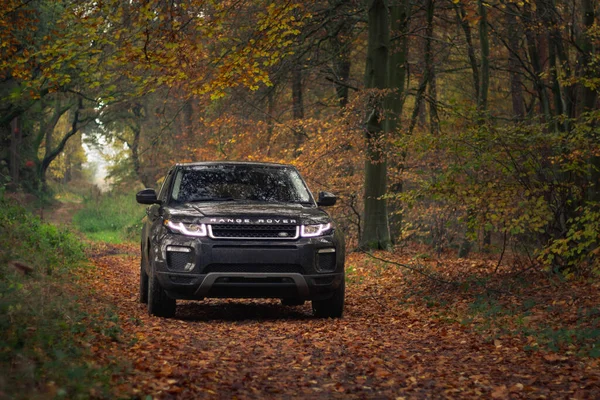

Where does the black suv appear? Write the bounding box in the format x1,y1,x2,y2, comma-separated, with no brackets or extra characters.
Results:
136,162,345,318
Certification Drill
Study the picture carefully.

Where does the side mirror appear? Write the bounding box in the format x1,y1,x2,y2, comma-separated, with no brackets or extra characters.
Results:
136,188,160,205
317,191,337,207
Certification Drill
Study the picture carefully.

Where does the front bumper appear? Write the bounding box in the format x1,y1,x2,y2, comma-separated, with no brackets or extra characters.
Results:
151,232,344,301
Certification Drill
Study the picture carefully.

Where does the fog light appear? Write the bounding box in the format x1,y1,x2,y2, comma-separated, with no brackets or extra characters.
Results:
167,246,191,252
317,248,335,254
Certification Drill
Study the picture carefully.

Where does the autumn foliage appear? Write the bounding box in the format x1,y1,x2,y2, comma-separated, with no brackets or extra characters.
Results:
81,241,600,398
1,0,599,271
1,1,600,397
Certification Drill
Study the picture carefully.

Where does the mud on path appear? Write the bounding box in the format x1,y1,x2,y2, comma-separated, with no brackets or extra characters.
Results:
82,243,600,399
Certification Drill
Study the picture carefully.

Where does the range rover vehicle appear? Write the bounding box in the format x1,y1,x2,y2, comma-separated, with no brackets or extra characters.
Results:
136,161,345,318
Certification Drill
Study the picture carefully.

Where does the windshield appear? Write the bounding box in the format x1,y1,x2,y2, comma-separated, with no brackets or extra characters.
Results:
170,165,313,204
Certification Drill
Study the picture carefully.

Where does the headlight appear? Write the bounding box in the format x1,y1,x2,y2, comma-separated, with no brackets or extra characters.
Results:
300,223,332,237
164,220,207,237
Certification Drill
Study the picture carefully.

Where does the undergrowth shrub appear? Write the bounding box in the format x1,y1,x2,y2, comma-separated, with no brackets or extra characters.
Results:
0,194,120,399
399,114,600,276
540,202,600,277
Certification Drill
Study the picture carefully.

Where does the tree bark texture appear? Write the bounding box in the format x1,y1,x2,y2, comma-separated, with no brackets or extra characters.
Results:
479,0,491,247
291,65,305,153
385,0,411,242
537,0,571,127
130,103,155,189
386,0,410,136
361,0,392,250
183,99,194,138
9,117,21,188
40,98,85,186
456,2,479,105
327,0,353,108
506,3,525,120
578,0,598,115
579,0,599,202
523,3,552,122
477,0,489,112
408,0,434,135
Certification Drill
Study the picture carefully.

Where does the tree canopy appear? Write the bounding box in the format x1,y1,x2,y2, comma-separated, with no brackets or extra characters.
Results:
1,0,599,273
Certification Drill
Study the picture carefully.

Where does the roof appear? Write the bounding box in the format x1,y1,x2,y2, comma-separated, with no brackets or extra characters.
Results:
175,161,293,168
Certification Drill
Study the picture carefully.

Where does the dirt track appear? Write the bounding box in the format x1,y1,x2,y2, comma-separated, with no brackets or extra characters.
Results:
84,243,600,399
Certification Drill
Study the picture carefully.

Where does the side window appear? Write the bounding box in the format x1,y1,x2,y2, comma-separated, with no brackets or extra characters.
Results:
170,170,184,201
157,169,174,202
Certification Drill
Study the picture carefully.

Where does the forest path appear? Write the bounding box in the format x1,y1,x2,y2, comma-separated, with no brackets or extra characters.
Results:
42,198,84,227
82,244,599,399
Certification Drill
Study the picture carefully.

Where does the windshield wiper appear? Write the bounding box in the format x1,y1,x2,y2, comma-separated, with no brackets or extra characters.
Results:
293,201,315,206
188,197,236,202
263,200,314,206
228,198,314,205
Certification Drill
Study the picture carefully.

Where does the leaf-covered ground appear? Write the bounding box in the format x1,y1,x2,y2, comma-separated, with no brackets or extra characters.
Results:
84,243,599,399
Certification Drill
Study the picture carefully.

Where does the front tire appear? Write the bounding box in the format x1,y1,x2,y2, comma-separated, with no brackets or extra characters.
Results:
312,279,345,318
148,264,176,318
139,247,149,304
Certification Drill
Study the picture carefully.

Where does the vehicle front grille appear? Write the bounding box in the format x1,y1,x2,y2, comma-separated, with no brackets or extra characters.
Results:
204,264,303,274
209,224,299,240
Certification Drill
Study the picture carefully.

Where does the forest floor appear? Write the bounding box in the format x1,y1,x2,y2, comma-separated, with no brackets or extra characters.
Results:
81,243,599,399
48,202,600,399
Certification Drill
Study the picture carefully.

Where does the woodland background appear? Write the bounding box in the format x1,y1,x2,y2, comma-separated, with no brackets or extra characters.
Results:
1,0,600,282
1,1,600,398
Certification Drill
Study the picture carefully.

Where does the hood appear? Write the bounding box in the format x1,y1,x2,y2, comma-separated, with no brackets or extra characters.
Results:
164,201,331,225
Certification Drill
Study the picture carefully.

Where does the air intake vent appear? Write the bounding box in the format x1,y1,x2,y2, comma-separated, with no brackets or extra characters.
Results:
167,250,193,271
316,251,336,272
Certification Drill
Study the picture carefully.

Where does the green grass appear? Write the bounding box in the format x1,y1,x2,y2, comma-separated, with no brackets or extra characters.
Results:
73,191,145,243
0,194,125,399
85,230,127,244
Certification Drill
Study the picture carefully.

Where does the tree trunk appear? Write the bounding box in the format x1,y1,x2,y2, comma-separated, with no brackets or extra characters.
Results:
408,0,433,135
183,99,194,138
386,0,411,242
428,66,439,135
536,0,568,128
455,0,492,253
291,65,305,154
506,3,525,120
578,0,597,115
130,103,154,188
477,0,489,113
292,66,304,119
385,0,410,136
40,99,85,188
579,0,599,202
332,51,351,108
0,123,10,169
266,87,276,157
327,0,353,108
9,117,21,189
456,2,479,105
45,109,53,162
130,124,146,187
523,3,552,122
360,0,392,251
479,0,491,248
